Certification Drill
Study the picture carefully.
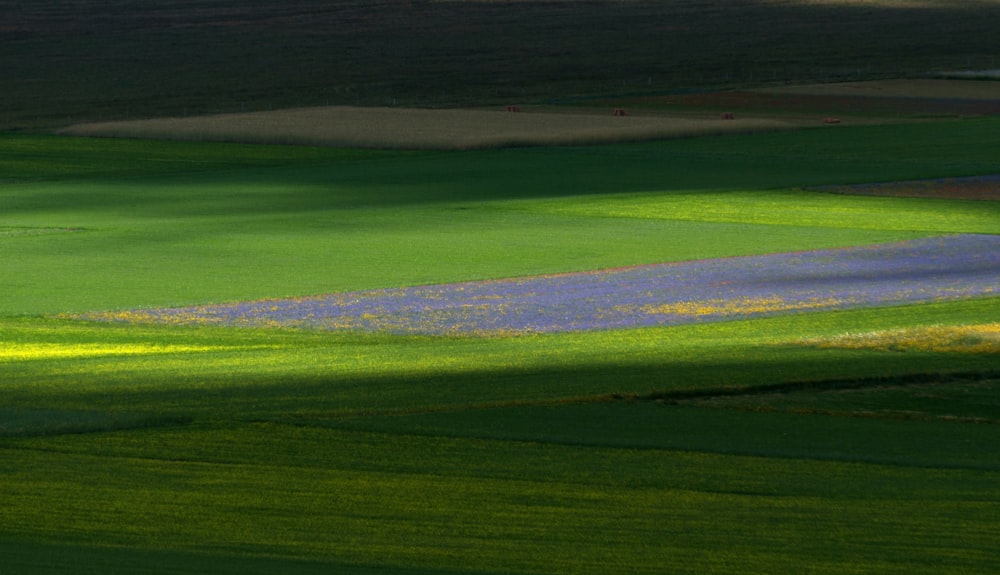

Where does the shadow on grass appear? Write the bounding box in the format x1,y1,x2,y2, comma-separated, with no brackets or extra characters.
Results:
0,538,478,575
0,407,191,439
11,344,997,424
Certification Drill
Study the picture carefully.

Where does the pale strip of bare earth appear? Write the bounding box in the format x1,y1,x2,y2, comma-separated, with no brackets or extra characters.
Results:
57,107,793,150
755,79,1000,101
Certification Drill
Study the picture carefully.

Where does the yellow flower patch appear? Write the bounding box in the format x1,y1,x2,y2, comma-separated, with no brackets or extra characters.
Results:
802,324,1000,354
0,343,227,362
640,296,843,318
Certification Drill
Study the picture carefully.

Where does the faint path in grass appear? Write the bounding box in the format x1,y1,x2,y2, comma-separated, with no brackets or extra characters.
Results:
70,234,1000,336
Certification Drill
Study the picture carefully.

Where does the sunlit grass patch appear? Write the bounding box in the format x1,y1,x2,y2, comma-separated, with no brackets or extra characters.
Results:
516,189,1000,233
800,323,1000,353
0,342,239,362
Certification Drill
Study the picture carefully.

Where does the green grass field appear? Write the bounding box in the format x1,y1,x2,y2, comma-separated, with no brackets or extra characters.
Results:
2,119,999,574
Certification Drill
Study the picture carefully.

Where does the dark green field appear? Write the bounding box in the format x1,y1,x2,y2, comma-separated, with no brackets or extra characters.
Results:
4,1,1000,573
3,119,1000,573
3,0,999,128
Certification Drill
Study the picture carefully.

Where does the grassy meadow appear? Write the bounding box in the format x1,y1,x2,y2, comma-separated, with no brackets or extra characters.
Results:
2,114,1000,574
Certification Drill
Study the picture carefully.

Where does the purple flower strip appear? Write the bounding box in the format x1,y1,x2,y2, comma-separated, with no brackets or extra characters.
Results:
79,234,1000,336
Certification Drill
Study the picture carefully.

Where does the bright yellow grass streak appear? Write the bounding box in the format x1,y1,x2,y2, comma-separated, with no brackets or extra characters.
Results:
802,323,1000,353
0,343,229,362
58,106,792,150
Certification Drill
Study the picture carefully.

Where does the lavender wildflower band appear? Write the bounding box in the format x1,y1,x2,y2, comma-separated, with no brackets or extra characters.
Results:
75,234,1000,336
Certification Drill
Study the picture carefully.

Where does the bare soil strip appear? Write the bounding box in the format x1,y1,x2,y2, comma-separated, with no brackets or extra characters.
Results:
57,106,792,150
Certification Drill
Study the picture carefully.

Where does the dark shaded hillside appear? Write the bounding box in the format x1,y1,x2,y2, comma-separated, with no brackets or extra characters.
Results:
2,0,998,128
